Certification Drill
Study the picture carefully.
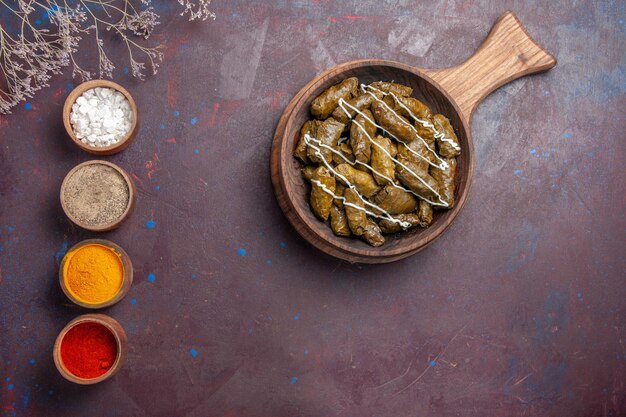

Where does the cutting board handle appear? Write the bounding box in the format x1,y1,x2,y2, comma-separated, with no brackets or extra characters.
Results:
422,11,556,122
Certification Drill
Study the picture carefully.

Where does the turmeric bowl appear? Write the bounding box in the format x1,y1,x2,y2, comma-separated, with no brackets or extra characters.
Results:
59,239,133,309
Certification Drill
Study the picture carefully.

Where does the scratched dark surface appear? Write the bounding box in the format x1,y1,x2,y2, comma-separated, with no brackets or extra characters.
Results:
0,1,625,416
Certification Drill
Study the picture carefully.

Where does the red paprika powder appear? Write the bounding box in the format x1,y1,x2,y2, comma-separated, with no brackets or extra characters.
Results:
60,322,118,379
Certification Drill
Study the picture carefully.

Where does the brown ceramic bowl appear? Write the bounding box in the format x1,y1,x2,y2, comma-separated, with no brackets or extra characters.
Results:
53,314,128,385
63,80,139,155
59,239,133,309
271,12,556,263
60,160,136,232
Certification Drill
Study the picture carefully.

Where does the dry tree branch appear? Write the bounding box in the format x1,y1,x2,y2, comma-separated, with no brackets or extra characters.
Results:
0,0,215,114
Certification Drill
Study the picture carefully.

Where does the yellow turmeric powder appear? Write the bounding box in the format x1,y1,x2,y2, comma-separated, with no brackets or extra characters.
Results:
63,243,124,304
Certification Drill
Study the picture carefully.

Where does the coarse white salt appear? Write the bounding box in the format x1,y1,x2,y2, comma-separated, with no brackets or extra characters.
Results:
69,87,133,148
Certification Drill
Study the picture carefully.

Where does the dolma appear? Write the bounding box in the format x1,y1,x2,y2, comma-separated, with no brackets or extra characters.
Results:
371,135,396,185
310,77,358,119
397,136,436,168
371,100,419,143
309,166,336,221
418,200,433,227
362,219,385,247
331,93,373,124
302,165,316,181
334,182,346,208
378,213,421,234
395,156,440,200
335,163,380,198
432,114,461,158
294,120,314,164
370,81,413,98
306,118,345,164
332,142,355,165
349,109,376,164
431,157,456,208
393,96,432,121
373,185,418,215
344,188,384,246
344,188,368,236
329,205,351,237
392,96,436,145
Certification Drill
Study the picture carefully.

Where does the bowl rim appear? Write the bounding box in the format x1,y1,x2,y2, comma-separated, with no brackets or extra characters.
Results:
272,59,475,263
59,238,134,309
63,79,139,155
59,160,136,232
53,314,127,385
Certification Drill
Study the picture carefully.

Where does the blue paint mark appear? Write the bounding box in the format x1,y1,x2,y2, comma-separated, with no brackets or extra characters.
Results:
429,360,437,367
304,349,309,356
48,389,54,396
190,348,198,358
148,273,156,283
530,149,537,155
191,273,197,279
29,359,36,365
66,83,74,92
543,152,550,158
447,294,454,301
563,133,572,139
534,291,569,343
577,293,583,300
6,226,15,232
290,376,298,384
22,391,30,408
543,90,550,96
619,19,623,25
191,117,198,125
35,19,42,25
266,260,272,266
160,123,165,129
54,240,68,266
6,377,9,382
194,149,199,155
237,248,246,256
294,314,299,321
174,111,180,117
131,298,137,305
146,219,156,229
514,169,522,176
155,185,160,191
280,241,286,248
24,103,32,110
7,384,14,390
123,67,129,74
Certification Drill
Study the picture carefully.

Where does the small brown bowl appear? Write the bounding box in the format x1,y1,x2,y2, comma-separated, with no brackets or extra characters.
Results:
53,314,128,385
63,80,139,155
60,160,136,231
271,12,556,263
59,239,133,309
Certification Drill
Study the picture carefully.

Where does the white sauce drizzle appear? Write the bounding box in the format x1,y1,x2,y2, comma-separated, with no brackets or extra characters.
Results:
304,136,412,229
363,84,461,152
335,100,449,207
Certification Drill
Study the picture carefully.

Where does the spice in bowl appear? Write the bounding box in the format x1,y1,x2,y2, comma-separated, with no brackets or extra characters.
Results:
60,321,118,379
60,161,135,231
53,314,127,384
69,87,133,148
60,240,132,308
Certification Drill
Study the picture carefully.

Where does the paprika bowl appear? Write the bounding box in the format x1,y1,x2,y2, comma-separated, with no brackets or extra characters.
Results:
59,239,133,309
53,314,128,385
63,79,139,155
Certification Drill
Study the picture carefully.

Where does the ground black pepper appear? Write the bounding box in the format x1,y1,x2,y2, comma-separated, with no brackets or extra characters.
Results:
62,163,130,226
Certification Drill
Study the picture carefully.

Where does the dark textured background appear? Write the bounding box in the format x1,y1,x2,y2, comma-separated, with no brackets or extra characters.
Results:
1,1,625,416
